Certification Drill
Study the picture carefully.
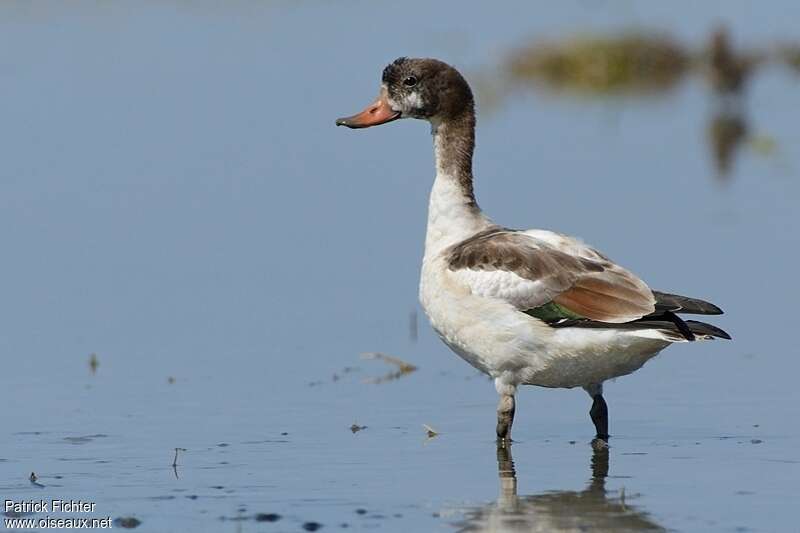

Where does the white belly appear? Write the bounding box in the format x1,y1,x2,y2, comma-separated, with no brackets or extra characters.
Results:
419,257,670,389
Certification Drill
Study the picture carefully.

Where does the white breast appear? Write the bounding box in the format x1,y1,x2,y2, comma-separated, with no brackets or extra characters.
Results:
420,255,555,377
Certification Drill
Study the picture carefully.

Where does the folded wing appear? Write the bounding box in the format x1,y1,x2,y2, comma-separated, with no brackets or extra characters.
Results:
446,227,656,323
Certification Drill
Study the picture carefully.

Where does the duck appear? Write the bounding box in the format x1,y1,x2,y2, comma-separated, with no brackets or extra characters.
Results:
336,57,730,443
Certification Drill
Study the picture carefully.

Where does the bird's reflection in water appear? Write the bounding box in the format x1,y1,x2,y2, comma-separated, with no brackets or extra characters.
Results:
454,442,664,532
708,107,748,181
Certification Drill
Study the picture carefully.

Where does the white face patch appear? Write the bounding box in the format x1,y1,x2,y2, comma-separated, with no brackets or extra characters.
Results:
382,83,402,115
404,91,424,111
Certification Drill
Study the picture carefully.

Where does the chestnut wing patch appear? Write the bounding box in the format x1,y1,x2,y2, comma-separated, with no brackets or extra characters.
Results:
447,228,656,323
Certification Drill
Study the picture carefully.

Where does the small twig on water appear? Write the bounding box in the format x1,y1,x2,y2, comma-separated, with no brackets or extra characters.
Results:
361,352,417,372
171,448,186,480
423,424,439,439
172,448,186,467
361,352,418,384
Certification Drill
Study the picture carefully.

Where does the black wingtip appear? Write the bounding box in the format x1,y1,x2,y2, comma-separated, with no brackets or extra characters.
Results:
712,327,732,340
685,320,732,340
653,291,725,316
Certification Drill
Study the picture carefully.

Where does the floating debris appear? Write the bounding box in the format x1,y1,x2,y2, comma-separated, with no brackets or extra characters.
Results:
29,471,44,488
361,352,418,384
350,423,366,434
89,353,99,374
113,517,141,528
63,434,108,445
308,365,362,388
423,424,439,439
302,521,323,531
507,32,689,95
255,513,281,522
167,376,176,384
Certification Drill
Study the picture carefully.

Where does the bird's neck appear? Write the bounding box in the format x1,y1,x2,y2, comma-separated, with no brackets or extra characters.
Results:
433,111,477,205
424,110,491,258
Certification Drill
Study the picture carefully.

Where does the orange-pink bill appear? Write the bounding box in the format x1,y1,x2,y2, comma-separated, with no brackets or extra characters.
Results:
336,89,400,129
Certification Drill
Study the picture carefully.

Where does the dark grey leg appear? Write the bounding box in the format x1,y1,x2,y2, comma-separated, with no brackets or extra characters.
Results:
584,383,609,441
496,394,515,442
590,394,609,441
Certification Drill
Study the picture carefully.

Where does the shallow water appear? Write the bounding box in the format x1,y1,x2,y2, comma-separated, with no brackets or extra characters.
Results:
1,2,799,532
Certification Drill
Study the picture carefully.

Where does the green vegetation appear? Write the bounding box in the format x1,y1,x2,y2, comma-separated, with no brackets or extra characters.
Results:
508,33,689,95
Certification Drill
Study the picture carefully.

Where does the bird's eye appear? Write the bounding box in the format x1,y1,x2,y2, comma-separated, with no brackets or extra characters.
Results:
403,75,418,87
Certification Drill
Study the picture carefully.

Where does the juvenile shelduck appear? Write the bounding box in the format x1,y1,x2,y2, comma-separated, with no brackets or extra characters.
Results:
336,57,730,442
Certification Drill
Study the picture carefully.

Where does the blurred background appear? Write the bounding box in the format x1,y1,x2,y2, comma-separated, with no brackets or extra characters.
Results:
1,1,798,531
